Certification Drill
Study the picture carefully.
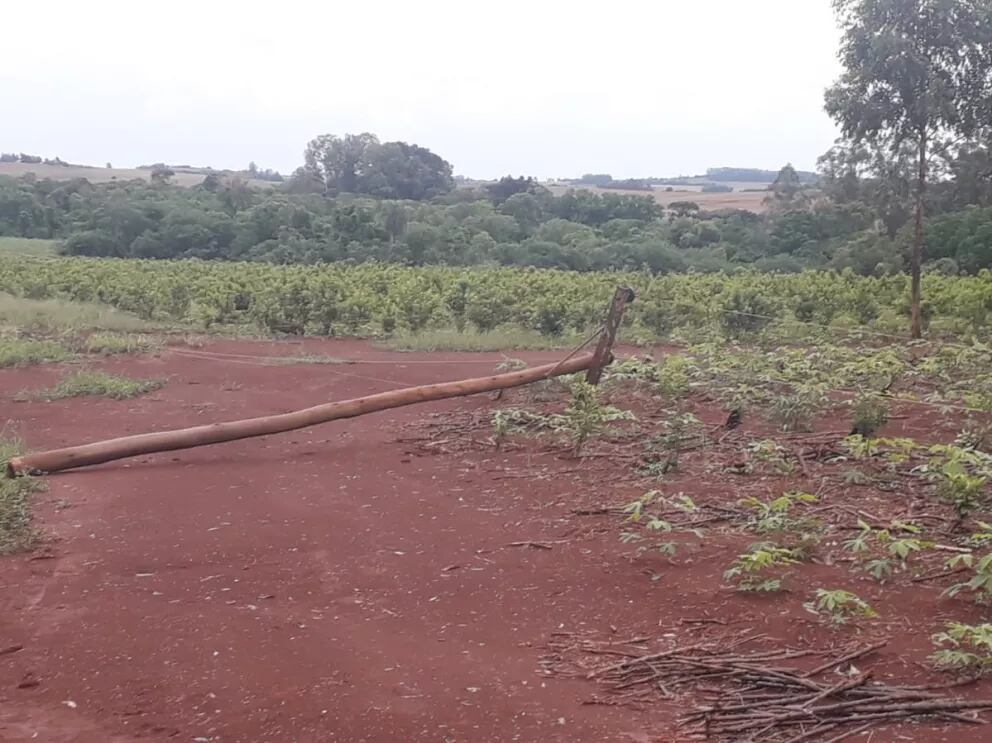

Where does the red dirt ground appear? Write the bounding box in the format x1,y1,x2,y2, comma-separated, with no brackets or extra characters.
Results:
1,339,990,742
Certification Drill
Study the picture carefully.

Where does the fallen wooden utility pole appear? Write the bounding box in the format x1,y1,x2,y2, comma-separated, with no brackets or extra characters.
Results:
586,286,635,385
7,354,599,476
7,287,634,477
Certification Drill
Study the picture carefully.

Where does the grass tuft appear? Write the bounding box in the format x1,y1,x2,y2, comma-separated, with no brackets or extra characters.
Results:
278,354,345,365
0,337,71,367
383,327,590,353
81,332,161,356
18,370,165,401
165,334,210,348
0,439,44,554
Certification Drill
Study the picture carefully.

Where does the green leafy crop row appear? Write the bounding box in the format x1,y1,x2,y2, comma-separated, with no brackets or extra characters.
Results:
3,256,992,340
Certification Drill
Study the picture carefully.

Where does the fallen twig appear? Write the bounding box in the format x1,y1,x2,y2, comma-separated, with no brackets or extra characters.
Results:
801,640,888,678
572,506,617,516
911,565,969,583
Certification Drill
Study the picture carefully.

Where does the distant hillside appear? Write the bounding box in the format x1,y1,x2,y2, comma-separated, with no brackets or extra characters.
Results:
0,161,278,189
705,167,819,184
545,183,770,213
139,162,284,183
569,167,818,190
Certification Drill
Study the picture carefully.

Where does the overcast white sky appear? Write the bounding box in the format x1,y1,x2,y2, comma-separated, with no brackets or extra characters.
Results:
1,1,843,179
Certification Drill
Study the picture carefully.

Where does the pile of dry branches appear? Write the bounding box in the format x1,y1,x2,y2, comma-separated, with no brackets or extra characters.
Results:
548,636,992,741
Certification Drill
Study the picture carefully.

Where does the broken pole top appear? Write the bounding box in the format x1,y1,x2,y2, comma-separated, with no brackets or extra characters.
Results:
586,286,635,386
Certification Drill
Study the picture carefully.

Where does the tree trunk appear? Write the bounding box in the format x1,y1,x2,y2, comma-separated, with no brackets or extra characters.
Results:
910,131,927,340
7,353,603,477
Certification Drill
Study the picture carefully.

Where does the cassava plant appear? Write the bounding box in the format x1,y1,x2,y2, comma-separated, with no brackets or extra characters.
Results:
932,623,992,677
740,491,819,535
647,409,705,473
945,552,992,605
769,383,827,432
620,490,702,559
735,439,796,476
944,526,992,605
804,588,878,627
849,393,890,437
843,520,933,582
557,380,634,457
957,385,992,451
724,542,801,593
938,471,989,523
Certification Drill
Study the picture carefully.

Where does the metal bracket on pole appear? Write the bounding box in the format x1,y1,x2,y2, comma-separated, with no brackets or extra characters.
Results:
586,286,635,385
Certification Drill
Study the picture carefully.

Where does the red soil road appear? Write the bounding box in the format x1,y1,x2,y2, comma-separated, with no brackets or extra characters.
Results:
1,340,670,743
1,339,990,742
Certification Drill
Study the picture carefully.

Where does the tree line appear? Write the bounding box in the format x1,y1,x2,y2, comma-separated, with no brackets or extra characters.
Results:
2,164,991,277
1,153,65,165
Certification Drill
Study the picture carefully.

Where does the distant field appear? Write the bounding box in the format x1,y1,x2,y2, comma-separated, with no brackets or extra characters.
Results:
584,180,774,193
0,236,57,256
546,184,771,213
2,163,764,209
0,162,275,189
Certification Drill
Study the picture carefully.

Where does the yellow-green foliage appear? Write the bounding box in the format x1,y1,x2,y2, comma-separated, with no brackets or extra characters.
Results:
81,332,161,355
0,337,71,367
1,255,991,340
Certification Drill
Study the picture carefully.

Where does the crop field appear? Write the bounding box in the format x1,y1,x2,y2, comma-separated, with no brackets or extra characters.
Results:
1,258,992,740
546,184,773,213
2,254,992,341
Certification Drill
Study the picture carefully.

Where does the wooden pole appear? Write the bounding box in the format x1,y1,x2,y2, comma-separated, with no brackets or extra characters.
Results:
8,286,634,477
586,286,635,385
7,353,603,477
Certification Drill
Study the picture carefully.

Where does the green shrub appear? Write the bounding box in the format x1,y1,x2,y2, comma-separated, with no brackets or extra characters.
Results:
0,338,71,367
81,332,161,355
0,439,45,553
19,370,164,401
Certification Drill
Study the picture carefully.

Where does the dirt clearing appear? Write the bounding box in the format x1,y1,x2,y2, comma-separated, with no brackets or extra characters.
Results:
1,340,666,742
1,339,990,742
